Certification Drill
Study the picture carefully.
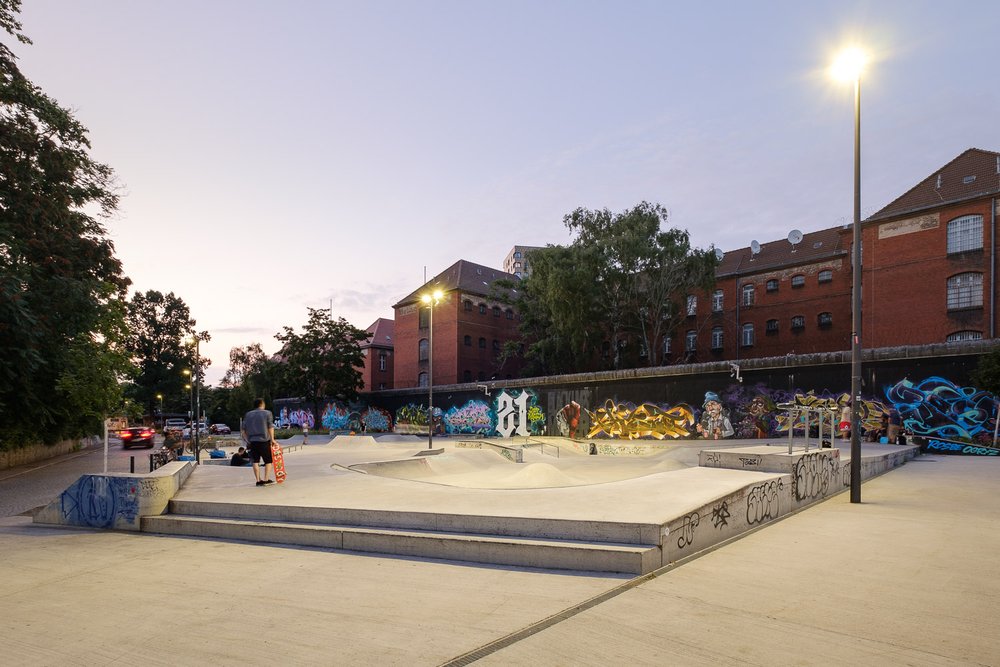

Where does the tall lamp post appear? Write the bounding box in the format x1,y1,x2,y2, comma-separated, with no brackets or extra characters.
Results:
832,47,867,503
183,335,202,463
156,393,163,427
421,289,443,449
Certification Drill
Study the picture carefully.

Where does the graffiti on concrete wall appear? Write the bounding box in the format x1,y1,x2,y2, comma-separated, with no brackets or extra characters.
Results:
586,400,695,439
278,407,315,429
443,400,494,435
495,389,545,437
60,476,140,528
362,406,393,433
695,391,734,439
885,376,996,441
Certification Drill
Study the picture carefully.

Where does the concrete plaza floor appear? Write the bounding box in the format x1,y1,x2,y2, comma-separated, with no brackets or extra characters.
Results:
2,446,998,665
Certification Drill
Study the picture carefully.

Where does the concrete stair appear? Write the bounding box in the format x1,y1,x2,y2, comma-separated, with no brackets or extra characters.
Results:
140,500,662,575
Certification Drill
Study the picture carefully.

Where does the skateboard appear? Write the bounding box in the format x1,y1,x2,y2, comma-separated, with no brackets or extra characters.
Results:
271,442,286,483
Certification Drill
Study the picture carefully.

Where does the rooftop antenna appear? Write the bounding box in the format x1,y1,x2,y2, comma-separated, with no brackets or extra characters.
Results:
787,229,803,252
750,240,761,259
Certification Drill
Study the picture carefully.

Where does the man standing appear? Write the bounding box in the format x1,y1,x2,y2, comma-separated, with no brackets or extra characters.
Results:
242,398,276,486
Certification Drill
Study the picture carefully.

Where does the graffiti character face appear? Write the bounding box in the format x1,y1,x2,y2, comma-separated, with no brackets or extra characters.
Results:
748,396,768,417
705,400,722,417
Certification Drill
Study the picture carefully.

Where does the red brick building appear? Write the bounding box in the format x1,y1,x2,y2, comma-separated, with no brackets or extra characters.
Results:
358,318,394,392
676,147,1000,364
392,260,524,388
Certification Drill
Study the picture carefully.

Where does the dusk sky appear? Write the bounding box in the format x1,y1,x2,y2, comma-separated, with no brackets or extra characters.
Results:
11,1,1000,385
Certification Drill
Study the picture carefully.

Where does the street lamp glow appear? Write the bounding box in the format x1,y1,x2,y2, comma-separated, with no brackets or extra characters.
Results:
831,47,866,81
421,289,444,449
421,289,443,304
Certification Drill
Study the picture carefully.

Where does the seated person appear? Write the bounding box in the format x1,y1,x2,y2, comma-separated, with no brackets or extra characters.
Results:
230,446,251,466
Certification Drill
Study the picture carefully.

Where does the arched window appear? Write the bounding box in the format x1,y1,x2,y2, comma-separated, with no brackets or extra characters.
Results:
479,303,487,314
463,370,472,382
712,290,723,312
742,284,755,307
378,352,386,371
464,300,473,311
741,323,754,347
766,319,779,333
418,308,429,328
505,309,514,320
766,279,779,292
711,327,723,349
492,339,500,351
686,295,697,316
791,315,805,330
947,330,983,342
418,372,428,387
478,337,486,349
685,330,697,351
791,275,805,288
818,270,833,284
418,338,428,361
493,306,501,317
947,272,983,310
464,335,472,346
818,312,833,327
947,215,983,254
662,336,672,356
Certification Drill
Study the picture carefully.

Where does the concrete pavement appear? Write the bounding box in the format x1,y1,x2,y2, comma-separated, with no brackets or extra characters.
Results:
3,443,998,665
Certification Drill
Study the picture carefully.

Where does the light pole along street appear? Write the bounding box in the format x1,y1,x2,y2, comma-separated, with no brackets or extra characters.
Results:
183,334,202,463
421,289,443,449
831,46,867,503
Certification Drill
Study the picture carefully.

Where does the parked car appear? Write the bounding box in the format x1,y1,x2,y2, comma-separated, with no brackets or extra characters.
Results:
210,423,231,435
163,418,186,435
182,422,209,440
120,426,156,449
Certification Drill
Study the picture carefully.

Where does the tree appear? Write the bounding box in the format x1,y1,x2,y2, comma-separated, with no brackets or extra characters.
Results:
275,308,368,417
511,202,717,375
120,290,208,419
1,1,132,445
972,348,1000,398
220,342,282,424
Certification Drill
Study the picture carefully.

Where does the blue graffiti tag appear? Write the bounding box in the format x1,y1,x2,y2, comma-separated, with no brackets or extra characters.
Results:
885,377,997,440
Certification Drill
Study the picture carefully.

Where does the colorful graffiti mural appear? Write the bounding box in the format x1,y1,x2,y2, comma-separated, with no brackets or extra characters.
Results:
278,407,315,429
885,377,996,441
586,400,695,439
443,400,494,435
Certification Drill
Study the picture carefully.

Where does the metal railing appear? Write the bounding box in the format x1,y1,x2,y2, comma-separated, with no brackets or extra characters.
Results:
776,402,839,454
522,438,560,458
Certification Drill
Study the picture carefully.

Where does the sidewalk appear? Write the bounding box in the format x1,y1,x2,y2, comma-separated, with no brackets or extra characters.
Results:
3,452,997,665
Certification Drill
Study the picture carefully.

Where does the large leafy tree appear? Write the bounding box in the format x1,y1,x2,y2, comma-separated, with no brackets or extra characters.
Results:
1,1,132,445
121,290,209,419
276,308,368,417
220,342,282,423
514,202,717,375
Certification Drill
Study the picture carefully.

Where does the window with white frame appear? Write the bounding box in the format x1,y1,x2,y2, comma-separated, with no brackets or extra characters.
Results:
818,312,833,327
378,352,387,371
766,279,779,292
418,338,429,361
791,315,805,330
946,330,983,342
742,283,755,307
818,270,833,284
685,330,697,351
741,323,754,347
711,327,723,349
662,336,672,356
712,290,723,312
947,272,983,310
686,295,697,316
947,215,983,254
791,275,805,288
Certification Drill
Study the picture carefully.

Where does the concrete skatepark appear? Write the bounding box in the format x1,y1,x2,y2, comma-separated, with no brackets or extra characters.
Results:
0,434,998,664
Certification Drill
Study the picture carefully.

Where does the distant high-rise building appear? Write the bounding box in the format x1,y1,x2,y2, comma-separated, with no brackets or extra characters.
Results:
503,245,542,279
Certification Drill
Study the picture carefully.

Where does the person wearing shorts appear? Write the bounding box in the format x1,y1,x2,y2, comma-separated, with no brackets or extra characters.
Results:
241,398,276,486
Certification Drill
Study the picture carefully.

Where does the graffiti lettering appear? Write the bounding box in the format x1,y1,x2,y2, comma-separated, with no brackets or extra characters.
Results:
924,438,1000,456
496,390,530,437
703,451,722,467
676,512,700,549
587,400,695,440
746,480,782,525
793,453,837,501
711,501,731,529
886,377,997,440
738,456,761,467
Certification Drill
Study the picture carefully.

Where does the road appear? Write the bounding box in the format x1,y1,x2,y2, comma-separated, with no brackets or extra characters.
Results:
0,436,171,518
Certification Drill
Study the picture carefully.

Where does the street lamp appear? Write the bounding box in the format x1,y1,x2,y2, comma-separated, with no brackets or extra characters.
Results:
156,393,163,426
832,46,866,503
183,334,202,463
420,289,443,449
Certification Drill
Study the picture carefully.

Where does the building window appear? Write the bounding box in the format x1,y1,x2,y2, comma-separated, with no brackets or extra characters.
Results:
505,309,513,320
418,308,429,328
639,341,648,358
712,290,723,313
947,215,983,254
478,337,486,349
685,330,697,352
418,338,428,361
377,383,386,390
492,339,500,351
791,315,805,330
514,261,521,269
514,251,522,259
479,303,487,314
464,335,472,346
418,372,428,388
463,370,472,382
791,275,805,288
766,279,779,292
686,295,697,317
711,327,723,350
818,270,833,284
947,272,983,310
742,284,755,307
662,336,672,356
493,306,501,317
947,330,983,342
378,352,387,371
478,371,486,381
818,312,833,328
741,323,754,347
766,319,779,334
464,300,473,311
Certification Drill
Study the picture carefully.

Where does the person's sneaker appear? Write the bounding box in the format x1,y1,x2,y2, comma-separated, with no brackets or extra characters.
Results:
264,479,275,485
256,480,265,486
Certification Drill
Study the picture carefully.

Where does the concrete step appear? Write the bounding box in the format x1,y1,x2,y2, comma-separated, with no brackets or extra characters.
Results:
140,514,660,574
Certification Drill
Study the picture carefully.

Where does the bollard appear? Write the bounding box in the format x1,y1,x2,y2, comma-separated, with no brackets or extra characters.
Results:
149,453,154,473
130,456,135,473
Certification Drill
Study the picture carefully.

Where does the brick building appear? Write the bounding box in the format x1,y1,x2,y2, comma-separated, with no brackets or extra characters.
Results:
358,318,394,392
392,260,524,388
677,147,1000,364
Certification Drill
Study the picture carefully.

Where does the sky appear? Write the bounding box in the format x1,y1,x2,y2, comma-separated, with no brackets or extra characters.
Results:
9,0,1000,385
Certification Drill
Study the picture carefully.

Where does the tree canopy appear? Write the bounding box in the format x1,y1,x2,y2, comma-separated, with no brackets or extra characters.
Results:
514,202,717,375
1,1,133,445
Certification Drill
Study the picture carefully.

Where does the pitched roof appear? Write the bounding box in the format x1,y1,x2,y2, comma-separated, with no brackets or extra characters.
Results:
392,259,521,308
867,148,1000,222
717,226,847,277
362,317,394,348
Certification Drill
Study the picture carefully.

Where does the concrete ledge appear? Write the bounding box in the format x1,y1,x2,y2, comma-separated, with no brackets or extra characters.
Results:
456,440,524,463
33,461,194,530
700,445,841,474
